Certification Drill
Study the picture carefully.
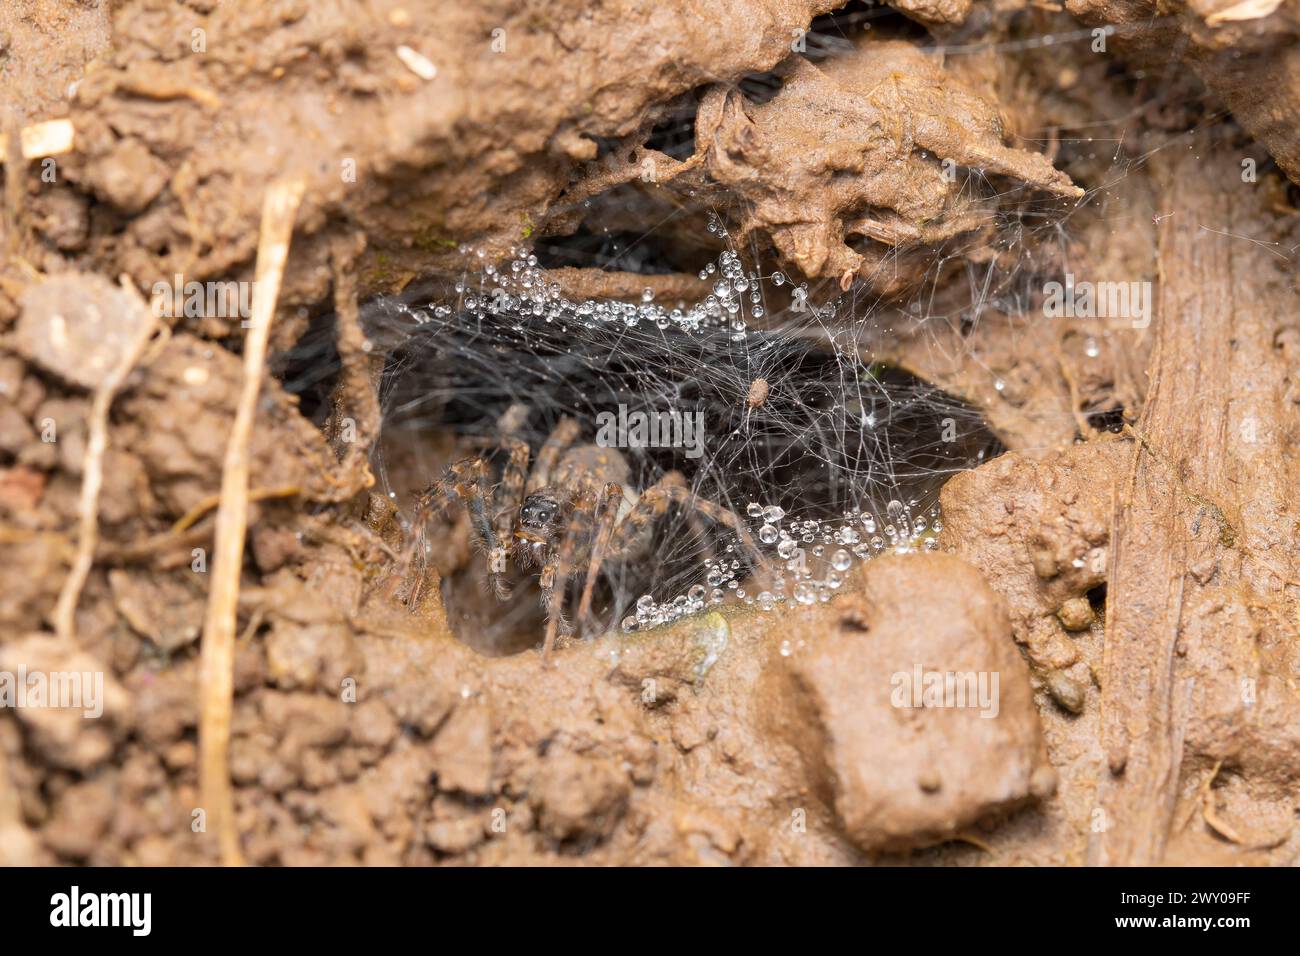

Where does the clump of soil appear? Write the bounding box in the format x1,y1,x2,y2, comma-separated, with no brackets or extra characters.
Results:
1,0,1298,867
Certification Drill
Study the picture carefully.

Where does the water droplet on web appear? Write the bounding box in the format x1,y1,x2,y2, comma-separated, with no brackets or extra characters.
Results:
831,549,851,571
759,524,778,544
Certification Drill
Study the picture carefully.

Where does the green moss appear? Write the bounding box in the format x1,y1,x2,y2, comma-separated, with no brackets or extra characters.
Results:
413,224,458,252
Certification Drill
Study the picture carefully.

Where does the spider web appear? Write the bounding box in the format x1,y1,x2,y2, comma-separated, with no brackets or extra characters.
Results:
284,5,1203,647
360,221,998,638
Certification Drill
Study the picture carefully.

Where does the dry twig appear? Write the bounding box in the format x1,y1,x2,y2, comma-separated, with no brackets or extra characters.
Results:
199,177,305,867
53,278,159,642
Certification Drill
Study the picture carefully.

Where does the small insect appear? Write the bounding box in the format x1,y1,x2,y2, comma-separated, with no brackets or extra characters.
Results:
746,377,770,410
406,409,769,662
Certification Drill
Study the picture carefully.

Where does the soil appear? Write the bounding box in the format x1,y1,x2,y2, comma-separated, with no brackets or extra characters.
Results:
0,0,1297,866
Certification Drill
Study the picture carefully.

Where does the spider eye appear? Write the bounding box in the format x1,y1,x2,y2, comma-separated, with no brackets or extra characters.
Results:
520,496,558,528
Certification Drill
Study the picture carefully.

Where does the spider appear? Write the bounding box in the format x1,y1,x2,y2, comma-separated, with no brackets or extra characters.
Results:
406,409,770,662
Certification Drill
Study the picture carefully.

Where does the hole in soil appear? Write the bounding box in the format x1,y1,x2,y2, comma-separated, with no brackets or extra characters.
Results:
644,90,702,160
804,1,928,62
1087,583,1107,614
533,224,689,274
365,285,1003,656
278,308,343,425
1085,404,1127,434
738,71,783,105
588,135,623,161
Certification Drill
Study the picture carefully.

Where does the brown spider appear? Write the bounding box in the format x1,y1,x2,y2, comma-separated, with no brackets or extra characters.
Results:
407,411,769,662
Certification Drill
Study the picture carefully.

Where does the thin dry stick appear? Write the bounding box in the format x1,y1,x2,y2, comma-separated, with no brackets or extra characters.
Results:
199,178,305,867
53,278,158,642
172,483,302,534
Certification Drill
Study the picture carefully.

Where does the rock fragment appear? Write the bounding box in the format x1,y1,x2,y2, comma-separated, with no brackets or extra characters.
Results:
16,275,150,391
529,752,630,845
0,635,130,771
772,552,1054,852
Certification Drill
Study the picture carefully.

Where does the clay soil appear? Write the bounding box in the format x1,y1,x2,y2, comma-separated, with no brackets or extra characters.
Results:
0,0,1297,867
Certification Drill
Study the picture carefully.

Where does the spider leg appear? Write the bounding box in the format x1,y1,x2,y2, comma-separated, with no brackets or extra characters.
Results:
677,488,775,584
495,402,530,438
494,437,531,534
540,492,594,664
402,458,495,607
399,479,446,609
459,429,533,600
604,476,774,587
526,417,580,493
576,482,624,638
488,437,530,599
440,457,509,600
662,471,715,567
446,458,497,557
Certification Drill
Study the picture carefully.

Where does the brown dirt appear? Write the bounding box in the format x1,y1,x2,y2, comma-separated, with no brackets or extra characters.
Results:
0,0,1297,866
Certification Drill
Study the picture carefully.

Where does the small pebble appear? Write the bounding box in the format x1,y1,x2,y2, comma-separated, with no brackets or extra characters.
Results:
1045,669,1085,714
1057,596,1094,631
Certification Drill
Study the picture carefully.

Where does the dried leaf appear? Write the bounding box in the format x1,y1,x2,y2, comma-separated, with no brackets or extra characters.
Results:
1205,0,1283,25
